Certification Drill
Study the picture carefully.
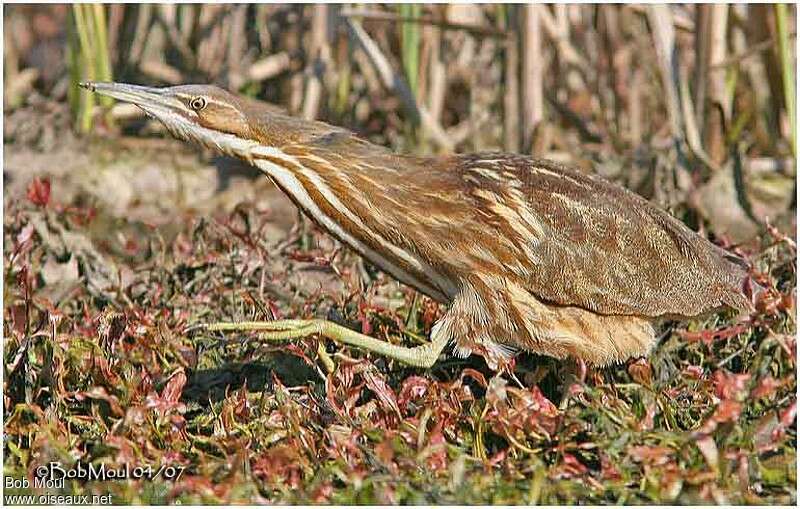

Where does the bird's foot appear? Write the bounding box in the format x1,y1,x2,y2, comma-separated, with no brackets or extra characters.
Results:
202,319,336,372
201,319,449,368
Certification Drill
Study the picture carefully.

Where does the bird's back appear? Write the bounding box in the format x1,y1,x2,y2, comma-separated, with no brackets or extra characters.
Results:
386,153,751,319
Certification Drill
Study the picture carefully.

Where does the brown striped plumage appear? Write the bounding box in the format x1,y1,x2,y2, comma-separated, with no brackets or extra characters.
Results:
82,82,753,369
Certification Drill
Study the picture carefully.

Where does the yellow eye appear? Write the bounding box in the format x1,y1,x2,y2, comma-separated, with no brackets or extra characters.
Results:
190,97,207,111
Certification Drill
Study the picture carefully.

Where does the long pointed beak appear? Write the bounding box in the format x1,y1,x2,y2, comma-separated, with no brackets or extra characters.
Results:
79,81,182,113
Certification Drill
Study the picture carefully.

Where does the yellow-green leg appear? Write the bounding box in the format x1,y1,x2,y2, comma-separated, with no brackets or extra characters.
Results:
204,319,449,368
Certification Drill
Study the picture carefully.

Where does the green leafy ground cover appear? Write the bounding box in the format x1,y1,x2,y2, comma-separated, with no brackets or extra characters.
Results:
3,174,796,504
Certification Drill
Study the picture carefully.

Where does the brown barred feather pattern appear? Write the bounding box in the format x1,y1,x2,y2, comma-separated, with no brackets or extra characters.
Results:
82,82,753,368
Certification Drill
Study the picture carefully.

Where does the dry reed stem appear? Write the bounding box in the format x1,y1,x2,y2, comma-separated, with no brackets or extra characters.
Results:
302,4,329,121
706,4,731,164
522,4,544,153
647,5,683,141
341,7,509,40
347,18,454,151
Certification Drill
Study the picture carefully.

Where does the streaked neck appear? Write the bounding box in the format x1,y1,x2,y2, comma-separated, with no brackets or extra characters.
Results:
245,140,453,302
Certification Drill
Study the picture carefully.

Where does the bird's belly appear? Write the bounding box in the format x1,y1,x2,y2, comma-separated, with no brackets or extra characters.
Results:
253,156,454,302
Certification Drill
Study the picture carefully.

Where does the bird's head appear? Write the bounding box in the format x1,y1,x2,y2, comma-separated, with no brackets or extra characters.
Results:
82,81,381,162
80,81,263,156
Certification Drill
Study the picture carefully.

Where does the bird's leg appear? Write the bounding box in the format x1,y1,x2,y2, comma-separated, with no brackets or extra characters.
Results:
557,358,587,409
204,319,450,368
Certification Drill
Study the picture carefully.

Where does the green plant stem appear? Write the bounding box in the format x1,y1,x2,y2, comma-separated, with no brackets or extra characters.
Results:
72,4,95,133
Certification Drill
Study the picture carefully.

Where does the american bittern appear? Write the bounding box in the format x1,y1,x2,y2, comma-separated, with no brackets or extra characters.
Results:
81,82,752,369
